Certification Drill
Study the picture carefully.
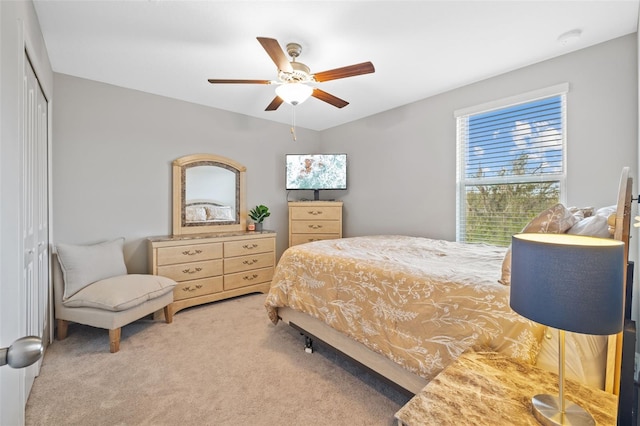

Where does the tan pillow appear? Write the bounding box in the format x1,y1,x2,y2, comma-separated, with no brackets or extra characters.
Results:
521,203,579,234
499,204,578,286
498,247,513,286
568,206,594,219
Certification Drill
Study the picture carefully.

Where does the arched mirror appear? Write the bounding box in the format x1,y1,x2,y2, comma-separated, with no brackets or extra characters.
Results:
172,154,246,235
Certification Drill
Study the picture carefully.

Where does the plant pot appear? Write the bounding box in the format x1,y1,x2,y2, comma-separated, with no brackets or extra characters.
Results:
254,222,263,232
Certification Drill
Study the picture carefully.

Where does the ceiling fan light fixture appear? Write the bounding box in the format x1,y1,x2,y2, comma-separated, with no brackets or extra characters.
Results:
209,37,375,111
275,83,313,106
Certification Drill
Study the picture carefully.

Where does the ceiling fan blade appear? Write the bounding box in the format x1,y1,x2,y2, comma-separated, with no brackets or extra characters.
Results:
208,79,272,84
257,37,293,73
312,88,349,108
313,61,375,82
265,96,284,111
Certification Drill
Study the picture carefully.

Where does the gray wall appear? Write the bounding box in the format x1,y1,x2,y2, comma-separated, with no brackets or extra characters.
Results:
52,75,321,272
53,35,638,276
322,34,638,241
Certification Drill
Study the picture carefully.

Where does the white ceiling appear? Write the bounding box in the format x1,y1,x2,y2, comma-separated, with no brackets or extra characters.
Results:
33,0,639,131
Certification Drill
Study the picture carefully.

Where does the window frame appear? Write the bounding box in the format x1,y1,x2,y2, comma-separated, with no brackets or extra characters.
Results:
455,83,569,244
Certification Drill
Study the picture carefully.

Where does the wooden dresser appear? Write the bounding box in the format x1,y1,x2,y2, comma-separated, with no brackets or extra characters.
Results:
288,201,343,247
148,231,276,315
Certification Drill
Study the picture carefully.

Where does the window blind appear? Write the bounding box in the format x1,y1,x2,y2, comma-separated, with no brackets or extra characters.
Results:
456,88,567,246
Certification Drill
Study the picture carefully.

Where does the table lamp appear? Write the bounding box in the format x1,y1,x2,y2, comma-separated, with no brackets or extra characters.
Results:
510,233,624,426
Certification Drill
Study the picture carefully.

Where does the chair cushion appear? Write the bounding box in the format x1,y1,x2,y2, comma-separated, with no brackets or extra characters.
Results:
62,274,176,312
57,238,128,300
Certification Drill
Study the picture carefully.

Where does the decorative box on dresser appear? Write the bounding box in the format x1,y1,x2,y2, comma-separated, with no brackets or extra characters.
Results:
288,201,343,247
148,231,276,316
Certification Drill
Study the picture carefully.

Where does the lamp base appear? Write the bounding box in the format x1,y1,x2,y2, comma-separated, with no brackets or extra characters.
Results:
531,394,595,426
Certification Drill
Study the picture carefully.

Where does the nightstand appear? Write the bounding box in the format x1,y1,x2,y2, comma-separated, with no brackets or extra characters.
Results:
395,350,617,426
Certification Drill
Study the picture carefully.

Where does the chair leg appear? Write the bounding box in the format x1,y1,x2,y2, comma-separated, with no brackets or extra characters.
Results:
109,328,121,353
57,319,69,340
164,304,174,324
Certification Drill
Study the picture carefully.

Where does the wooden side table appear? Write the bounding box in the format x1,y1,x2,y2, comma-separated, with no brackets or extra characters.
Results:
395,350,617,426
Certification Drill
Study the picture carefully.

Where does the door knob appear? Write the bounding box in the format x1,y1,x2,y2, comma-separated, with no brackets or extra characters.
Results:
0,336,43,368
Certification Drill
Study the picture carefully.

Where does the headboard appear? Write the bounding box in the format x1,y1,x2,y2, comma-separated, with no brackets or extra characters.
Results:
605,166,632,394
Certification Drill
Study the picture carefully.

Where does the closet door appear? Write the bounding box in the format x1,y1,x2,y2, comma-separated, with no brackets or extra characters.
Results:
22,53,49,398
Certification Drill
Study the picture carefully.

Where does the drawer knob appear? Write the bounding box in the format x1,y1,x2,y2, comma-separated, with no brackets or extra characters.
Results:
182,249,203,256
308,224,323,230
243,259,258,265
242,243,258,250
182,267,202,274
307,210,323,216
243,274,259,281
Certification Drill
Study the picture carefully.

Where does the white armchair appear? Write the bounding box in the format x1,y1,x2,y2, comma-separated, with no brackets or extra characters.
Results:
53,238,176,353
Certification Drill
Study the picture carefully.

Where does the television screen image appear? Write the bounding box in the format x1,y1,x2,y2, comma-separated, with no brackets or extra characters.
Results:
285,154,347,196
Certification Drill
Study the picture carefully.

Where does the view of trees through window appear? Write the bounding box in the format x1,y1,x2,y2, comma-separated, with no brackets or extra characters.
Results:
458,93,565,246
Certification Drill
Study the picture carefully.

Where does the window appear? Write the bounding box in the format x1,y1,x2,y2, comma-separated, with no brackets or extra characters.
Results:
456,84,567,246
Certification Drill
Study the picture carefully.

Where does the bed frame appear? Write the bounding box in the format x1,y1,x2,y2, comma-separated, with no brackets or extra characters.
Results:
606,166,633,395
278,167,634,398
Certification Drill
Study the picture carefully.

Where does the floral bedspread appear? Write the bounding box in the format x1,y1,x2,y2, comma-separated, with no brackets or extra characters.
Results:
265,235,545,382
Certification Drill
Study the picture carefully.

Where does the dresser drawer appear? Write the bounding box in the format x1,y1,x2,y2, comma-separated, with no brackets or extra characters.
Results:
173,276,223,301
224,267,274,291
224,252,274,274
290,234,340,246
290,206,341,221
291,220,342,234
157,242,222,265
224,238,274,257
157,259,223,282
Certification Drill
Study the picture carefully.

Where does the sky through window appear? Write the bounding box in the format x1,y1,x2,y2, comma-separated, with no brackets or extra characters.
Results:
465,96,563,179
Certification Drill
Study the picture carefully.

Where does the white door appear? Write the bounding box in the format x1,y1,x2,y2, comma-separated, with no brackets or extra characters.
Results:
22,53,49,400
0,11,51,422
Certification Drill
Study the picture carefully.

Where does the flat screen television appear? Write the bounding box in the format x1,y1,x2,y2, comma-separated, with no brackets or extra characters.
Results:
285,153,347,200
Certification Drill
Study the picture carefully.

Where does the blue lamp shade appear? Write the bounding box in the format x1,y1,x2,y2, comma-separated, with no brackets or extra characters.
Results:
510,233,624,336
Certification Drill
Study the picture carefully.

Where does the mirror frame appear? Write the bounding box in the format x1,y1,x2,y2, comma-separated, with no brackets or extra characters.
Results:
172,153,246,235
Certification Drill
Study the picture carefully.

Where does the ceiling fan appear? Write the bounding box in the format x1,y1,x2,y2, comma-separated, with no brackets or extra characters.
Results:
207,37,375,111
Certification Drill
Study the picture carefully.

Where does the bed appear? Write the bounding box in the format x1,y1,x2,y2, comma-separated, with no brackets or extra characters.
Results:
265,167,633,398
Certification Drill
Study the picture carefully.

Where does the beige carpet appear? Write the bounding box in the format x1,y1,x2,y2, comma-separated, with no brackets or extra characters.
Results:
25,294,409,425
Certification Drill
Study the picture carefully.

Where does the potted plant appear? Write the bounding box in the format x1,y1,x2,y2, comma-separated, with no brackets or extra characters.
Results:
249,205,270,231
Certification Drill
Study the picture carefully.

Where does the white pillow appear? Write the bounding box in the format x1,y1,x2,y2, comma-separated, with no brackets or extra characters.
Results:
56,238,128,300
595,205,616,217
206,206,234,221
567,204,616,238
536,328,607,389
567,214,611,238
185,206,207,221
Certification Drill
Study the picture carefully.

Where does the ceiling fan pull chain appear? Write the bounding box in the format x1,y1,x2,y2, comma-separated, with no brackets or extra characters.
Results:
290,106,297,141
